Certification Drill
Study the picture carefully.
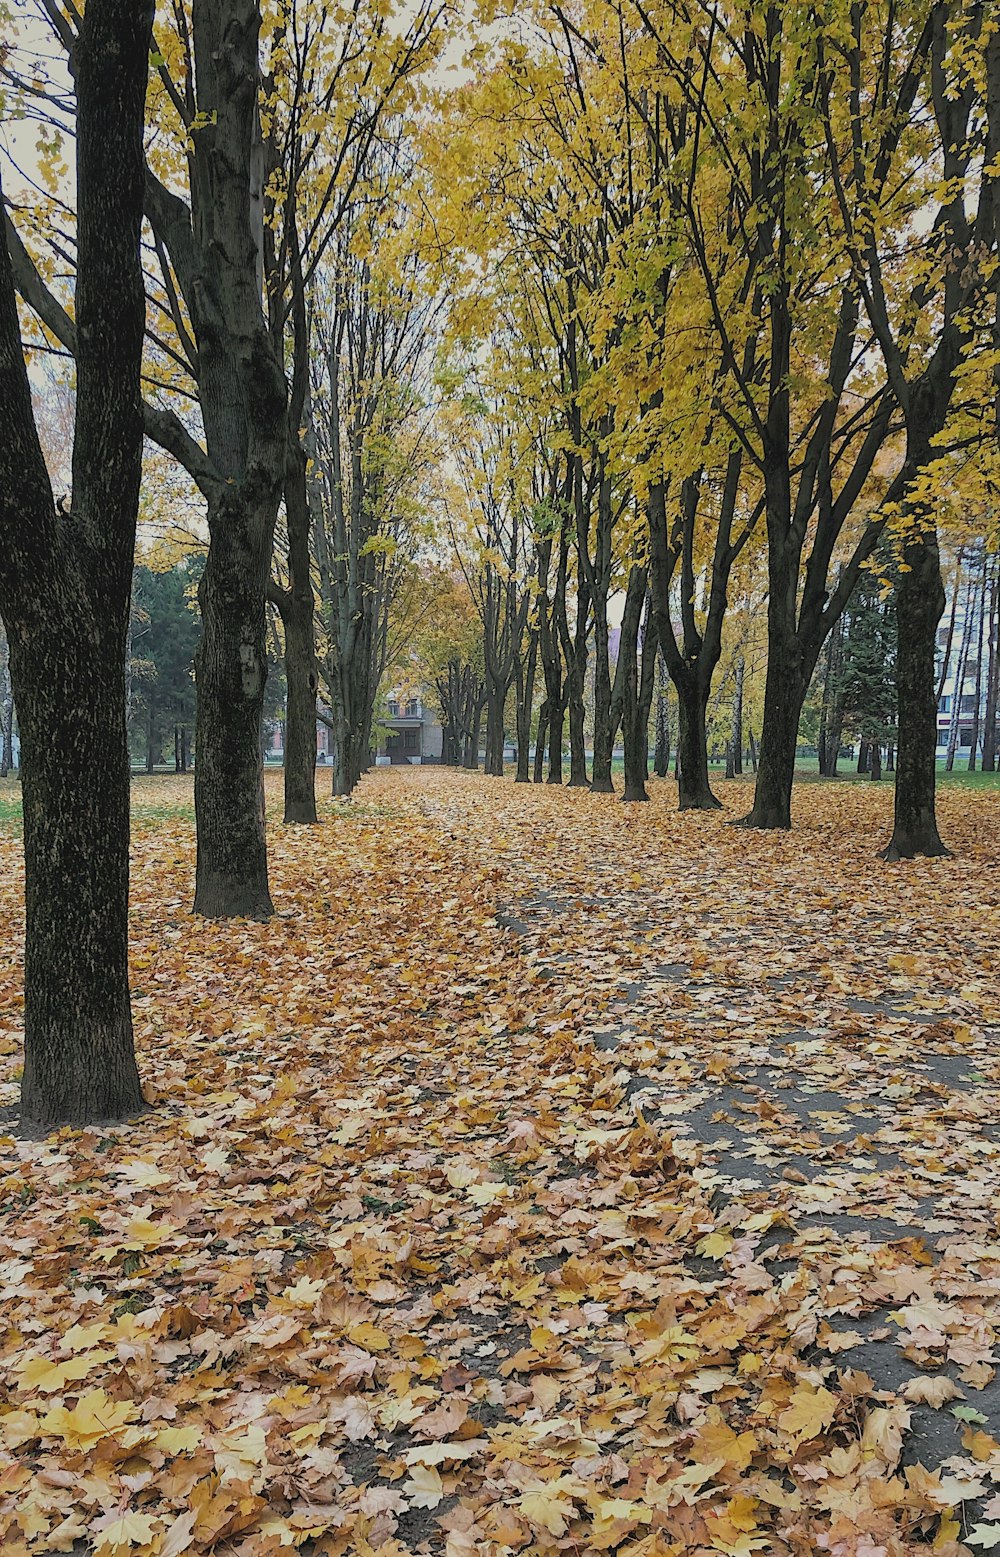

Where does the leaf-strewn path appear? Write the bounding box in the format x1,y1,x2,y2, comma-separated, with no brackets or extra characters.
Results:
1,769,999,1557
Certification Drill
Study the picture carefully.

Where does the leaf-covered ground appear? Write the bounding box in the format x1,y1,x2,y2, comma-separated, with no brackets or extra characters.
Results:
1,768,999,1557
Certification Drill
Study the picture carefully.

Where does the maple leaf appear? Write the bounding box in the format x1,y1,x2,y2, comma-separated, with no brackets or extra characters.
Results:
777,1385,838,1442
90,1511,160,1555
40,1390,138,1450
403,1463,445,1508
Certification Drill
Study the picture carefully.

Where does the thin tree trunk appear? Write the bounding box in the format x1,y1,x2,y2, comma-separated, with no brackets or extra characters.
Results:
731,657,744,776
982,564,999,773
514,632,537,784
653,651,670,779
945,565,975,771
967,553,988,772
534,701,548,784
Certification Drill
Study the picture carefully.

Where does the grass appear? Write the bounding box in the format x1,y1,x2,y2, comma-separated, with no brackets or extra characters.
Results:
0,754,996,837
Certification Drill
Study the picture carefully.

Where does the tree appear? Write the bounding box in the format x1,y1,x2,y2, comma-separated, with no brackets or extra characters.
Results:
0,0,153,1124
129,561,200,773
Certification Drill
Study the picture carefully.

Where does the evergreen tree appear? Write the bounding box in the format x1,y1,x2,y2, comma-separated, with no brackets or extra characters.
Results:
130,562,200,772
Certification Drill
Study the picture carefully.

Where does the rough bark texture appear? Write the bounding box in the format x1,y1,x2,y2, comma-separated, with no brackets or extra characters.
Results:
514,631,537,784
193,510,275,916
883,528,949,860
676,674,722,811
0,0,152,1126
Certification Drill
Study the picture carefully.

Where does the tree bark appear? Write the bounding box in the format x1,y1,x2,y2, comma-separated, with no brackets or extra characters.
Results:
982,565,999,772
0,0,152,1126
967,551,988,772
620,572,653,803
193,509,275,917
676,672,722,810
884,527,949,860
514,631,537,783
739,542,805,830
533,701,548,784
653,651,671,779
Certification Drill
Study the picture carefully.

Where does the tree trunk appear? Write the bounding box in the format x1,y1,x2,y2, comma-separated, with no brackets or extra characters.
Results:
547,690,565,785
1,689,13,778
883,527,949,859
870,742,882,781
514,632,537,784
591,597,615,793
193,513,275,918
945,565,975,771
739,633,804,830
566,672,588,787
982,565,999,773
145,697,156,773
676,672,722,810
484,682,505,776
653,652,670,779
857,738,870,776
533,701,548,784
731,657,744,776
0,0,152,1126
620,577,653,803
280,586,319,821
16,631,144,1124
967,553,987,772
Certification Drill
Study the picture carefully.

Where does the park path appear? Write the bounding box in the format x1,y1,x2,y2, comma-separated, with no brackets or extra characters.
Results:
2,765,1000,1556
404,765,1000,1538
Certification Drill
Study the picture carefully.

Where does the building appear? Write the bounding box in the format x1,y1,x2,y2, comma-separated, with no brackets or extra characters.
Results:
378,690,443,765
935,553,999,760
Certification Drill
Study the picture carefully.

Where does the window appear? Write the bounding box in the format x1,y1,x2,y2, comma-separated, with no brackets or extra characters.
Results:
939,695,951,714
388,700,399,717
961,694,977,714
404,729,419,752
405,699,419,718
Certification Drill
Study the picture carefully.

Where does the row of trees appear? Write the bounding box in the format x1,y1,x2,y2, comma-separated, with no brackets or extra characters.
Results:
0,0,453,1122
417,0,999,853
0,0,998,1126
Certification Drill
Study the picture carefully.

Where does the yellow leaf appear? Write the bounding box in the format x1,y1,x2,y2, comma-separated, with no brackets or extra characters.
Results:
92,1512,159,1556
14,1350,114,1393
403,1462,444,1509
346,1321,390,1352
777,1385,837,1442
40,1389,138,1450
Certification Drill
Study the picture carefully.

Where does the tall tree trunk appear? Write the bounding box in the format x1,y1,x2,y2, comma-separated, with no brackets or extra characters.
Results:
280,586,319,821
967,553,988,772
591,593,615,793
818,620,843,777
1,688,13,778
945,565,975,771
0,0,152,1126
514,632,537,784
870,742,882,781
193,509,275,917
534,701,548,784
982,565,999,773
653,651,670,779
739,538,804,829
484,681,505,776
620,576,653,803
884,527,949,859
547,689,565,785
275,264,319,824
731,657,745,776
675,672,722,810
